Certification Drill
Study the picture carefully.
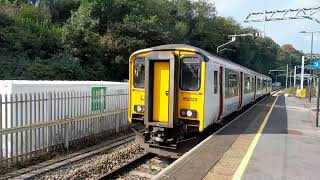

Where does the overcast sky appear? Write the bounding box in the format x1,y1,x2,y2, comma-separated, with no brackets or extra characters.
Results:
212,0,320,53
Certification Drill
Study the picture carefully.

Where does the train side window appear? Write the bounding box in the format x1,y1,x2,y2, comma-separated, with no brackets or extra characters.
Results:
225,70,239,98
133,58,145,89
257,79,261,90
214,71,218,94
244,76,251,93
180,57,201,91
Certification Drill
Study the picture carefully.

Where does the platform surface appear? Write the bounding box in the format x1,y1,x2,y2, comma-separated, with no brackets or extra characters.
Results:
155,93,320,180
243,96,320,180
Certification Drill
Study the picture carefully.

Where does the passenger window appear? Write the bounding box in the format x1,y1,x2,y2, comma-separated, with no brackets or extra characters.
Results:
133,58,145,89
214,71,218,94
225,69,239,98
244,76,251,93
257,79,261,90
180,58,201,91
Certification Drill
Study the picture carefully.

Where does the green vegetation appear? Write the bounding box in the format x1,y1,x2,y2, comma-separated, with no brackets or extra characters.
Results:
287,87,298,96
0,0,303,81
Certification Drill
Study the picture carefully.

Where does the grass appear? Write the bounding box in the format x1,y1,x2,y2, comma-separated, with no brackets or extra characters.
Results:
287,87,298,96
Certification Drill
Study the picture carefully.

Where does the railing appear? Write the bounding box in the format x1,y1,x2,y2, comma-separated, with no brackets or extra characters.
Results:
0,89,129,166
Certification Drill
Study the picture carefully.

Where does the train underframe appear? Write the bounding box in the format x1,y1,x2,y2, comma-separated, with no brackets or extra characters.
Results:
132,119,200,157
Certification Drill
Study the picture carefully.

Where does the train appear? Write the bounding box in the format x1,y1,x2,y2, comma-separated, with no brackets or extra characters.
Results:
128,44,272,155
272,82,282,91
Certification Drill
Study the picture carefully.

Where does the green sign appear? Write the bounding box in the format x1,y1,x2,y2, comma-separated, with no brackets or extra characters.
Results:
92,87,107,111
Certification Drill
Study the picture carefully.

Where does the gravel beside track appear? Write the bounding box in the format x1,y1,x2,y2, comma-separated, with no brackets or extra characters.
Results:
112,155,175,180
34,142,145,180
28,92,281,180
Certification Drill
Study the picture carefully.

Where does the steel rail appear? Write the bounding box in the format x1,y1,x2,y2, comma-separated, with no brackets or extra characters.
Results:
6,134,135,179
96,152,157,179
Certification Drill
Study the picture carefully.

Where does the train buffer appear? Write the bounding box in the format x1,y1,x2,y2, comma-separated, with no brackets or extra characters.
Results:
155,91,320,180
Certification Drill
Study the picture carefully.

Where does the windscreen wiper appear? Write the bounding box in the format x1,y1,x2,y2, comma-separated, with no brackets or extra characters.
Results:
186,63,198,79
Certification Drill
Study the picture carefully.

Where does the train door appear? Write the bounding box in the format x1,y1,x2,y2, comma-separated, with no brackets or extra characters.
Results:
218,66,224,119
144,51,179,128
253,76,256,101
238,72,243,109
213,66,220,120
204,63,220,126
153,62,169,122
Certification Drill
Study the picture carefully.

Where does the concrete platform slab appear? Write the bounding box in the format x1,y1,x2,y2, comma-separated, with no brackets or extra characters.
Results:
243,96,320,180
154,96,276,180
156,93,320,180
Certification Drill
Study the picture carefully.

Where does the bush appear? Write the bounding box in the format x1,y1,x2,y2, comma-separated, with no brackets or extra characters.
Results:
287,87,298,96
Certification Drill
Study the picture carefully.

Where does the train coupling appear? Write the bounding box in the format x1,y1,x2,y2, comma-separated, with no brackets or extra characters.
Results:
132,127,199,158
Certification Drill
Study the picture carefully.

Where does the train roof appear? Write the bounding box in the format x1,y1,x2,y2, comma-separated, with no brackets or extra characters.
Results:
132,44,271,79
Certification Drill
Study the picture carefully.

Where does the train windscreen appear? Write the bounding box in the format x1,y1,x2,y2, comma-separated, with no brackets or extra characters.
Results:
133,58,145,88
180,57,201,91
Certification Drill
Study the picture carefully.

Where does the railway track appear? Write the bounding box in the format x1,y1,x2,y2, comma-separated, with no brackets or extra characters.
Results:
97,153,175,179
96,91,283,180
33,140,145,180
5,133,137,180
4,91,282,180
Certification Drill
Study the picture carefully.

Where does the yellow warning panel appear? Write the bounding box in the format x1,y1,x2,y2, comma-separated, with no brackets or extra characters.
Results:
153,62,169,122
299,89,306,98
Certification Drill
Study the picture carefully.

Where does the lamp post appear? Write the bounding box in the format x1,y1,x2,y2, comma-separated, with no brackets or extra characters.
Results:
301,56,305,89
294,66,297,87
299,31,320,102
286,64,289,90
290,71,292,88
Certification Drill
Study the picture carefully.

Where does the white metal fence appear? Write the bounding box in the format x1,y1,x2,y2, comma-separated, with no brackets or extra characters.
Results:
0,89,129,165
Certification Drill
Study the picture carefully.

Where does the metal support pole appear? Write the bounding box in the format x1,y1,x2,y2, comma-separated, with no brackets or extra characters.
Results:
301,56,305,89
309,33,314,103
294,66,297,87
286,64,288,90
290,71,292,88
217,37,236,53
316,75,320,127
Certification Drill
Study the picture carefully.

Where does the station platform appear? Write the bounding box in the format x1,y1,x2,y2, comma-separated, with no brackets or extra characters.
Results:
154,92,320,180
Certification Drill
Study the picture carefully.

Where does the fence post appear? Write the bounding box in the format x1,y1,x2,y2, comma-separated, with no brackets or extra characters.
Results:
64,120,69,150
47,92,52,152
0,94,2,160
115,90,120,133
64,91,69,150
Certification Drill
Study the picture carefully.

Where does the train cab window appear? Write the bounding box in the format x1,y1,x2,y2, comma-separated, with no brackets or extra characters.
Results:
225,70,239,98
213,71,218,94
180,58,201,91
133,58,145,89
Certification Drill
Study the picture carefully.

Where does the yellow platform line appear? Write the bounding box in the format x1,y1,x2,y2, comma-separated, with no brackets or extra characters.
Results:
232,96,278,180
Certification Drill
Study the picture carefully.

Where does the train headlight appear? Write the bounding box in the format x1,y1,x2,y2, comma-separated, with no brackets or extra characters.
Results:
137,106,143,112
134,105,144,113
186,110,193,117
180,109,197,118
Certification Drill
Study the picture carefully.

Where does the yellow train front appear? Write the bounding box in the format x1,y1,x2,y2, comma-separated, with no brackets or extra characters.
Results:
128,44,272,155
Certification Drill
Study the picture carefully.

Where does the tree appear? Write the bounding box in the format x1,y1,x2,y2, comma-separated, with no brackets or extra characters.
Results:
0,0,305,81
